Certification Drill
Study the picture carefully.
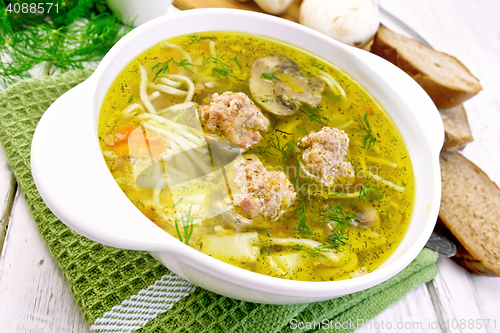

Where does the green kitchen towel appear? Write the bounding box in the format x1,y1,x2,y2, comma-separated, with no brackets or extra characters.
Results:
0,69,438,333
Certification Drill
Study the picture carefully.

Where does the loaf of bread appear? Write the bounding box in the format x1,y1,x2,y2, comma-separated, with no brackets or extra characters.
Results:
439,151,500,276
371,25,482,109
439,104,473,151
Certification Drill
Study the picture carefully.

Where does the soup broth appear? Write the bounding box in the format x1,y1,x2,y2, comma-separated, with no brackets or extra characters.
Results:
98,32,414,281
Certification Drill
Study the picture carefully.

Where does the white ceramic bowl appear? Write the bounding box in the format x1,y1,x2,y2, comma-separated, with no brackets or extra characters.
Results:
31,9,443,304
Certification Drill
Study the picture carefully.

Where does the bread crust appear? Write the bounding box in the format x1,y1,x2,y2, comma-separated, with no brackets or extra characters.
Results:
371,26,482,109
453,244,499,276
440,104,474,151
439,152,500,275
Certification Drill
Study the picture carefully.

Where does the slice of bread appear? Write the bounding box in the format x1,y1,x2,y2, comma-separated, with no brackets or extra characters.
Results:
371,25,482,109
434,219,497,276
439,104,473,151
439,151,500,275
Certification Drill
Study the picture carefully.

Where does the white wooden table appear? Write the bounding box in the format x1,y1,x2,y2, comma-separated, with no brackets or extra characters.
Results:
1,1,499,332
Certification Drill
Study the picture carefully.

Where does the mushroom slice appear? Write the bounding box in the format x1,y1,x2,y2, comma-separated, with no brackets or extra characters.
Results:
351,204,380,228
250,55,325,116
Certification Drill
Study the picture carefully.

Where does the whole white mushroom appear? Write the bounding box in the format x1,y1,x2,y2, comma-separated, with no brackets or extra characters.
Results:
237,0,294,15
299,0,380,48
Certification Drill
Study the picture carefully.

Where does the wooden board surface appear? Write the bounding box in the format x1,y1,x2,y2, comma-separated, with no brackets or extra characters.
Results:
173,0,303,22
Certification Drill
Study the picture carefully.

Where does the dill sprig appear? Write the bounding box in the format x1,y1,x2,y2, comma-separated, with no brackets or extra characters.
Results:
293,244,334,258
294,200,314,235
317,202,356,225
127,94,134,104
187,34,198,44
175,205,195,245
211,67,235,78
358,178,386,201
359,112,377,149
328,222,349,250
261,72,280,81
257,146,275,156
327,93,341,102
301,106,328,125
202,55,229,67
230,56,241,68
202,55,236,78
268,134,294,162
317,202,355,249
151,57,195,82
0,1,130,86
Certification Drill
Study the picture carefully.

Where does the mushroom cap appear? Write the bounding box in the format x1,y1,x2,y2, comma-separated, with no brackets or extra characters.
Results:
300,0,380,48
249,55,325,116
254,0,294,15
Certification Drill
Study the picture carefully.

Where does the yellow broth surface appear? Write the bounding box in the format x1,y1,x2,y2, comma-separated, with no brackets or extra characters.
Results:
98,32,414,281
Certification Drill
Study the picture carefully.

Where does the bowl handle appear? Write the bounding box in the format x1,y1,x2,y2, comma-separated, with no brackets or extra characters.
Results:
31,80,182,253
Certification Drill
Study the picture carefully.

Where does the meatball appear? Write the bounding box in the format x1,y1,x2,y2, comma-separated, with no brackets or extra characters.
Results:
232,155,296,220
298,127,354,187
198,92,270,149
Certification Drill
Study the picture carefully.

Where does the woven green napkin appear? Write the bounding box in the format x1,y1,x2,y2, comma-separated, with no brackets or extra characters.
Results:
0,69,438,333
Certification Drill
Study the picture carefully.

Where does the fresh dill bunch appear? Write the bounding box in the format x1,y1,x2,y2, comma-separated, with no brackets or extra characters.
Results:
0,0,130,86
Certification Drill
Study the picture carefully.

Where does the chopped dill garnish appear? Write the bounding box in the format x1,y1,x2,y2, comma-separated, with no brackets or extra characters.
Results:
261,73,281,81
127,94,134,104
175,204,194,245
174,58,195,74
151,58,195,82
262,247,269,256
202,56,235,78
328,222,349,250
261,99,271,103
211,67,235,78
302,60,324,71
259,227,271,232
358,178,386,201
187,34,198,44
268,135,294,162
317,201,356,226
297,126,306,132
202,56,229,67
230,56,242,68
359,112,377,149
327,93,341,102
314,202,354,250
293,244,333,258
151,60,171,82
295,200,314,235
301,107,328,125
257,146,275,156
